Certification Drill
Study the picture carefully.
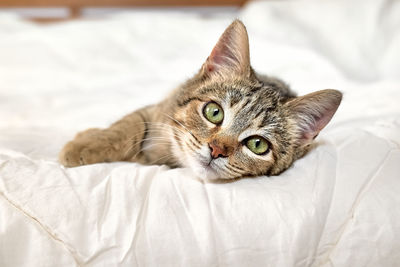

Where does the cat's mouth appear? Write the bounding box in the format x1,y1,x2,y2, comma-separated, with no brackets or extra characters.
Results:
178,142,227,180
200,158,214,170
194,157,223,180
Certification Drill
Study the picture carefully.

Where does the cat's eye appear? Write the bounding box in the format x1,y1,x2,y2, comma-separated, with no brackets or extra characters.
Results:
203,102,224,124
245,136,269,155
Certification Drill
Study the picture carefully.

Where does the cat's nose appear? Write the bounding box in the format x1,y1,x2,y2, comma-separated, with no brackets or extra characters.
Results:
208,141,228,159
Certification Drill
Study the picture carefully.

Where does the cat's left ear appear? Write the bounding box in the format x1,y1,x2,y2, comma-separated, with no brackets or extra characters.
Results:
285,89,342,145
201,20,251,78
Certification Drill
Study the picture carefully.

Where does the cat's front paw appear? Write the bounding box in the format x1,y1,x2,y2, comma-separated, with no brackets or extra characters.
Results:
59,129,118,167
59,140,106,167
59,141,86,167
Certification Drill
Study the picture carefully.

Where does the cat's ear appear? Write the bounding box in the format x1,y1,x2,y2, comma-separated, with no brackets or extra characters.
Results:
201,20,251,78
285,89,342,145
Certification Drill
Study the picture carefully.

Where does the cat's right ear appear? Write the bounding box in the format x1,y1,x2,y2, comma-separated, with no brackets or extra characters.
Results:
200,20,251,78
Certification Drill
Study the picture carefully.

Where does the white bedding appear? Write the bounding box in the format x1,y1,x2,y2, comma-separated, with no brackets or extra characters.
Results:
1,0,400,266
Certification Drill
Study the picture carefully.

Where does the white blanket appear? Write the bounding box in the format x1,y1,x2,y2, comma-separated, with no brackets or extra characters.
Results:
1,0,400,266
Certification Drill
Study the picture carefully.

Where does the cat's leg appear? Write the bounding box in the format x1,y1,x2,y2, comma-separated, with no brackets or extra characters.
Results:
59,106,153,167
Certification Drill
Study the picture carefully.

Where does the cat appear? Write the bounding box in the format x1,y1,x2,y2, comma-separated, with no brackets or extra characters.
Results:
59,20,342,179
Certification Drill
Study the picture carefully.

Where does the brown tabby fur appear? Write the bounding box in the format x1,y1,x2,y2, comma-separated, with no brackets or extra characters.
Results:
59,20,342,179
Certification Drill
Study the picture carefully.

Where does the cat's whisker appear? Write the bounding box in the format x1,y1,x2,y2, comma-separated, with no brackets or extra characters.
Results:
148,153,176,165
136,121,192,143
122,134,171,157
122,125,177,150
230,162,246,172
124,136,173,160
169,125,202,150
163,114,201,143
126,117,247,179
159,123,203,152
210,162,233,178
121,128,163,155
130,141,172,160
184,142,198,154
127,137,172,151
159,123,193,139
223,166,241,178
226,164,247,175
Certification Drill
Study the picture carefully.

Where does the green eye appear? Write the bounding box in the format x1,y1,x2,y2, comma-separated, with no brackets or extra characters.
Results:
203,102,224,124
245,136,269,155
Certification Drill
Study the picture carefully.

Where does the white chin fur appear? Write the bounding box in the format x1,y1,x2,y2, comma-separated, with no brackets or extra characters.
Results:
190,162,221,180
183,155,223,180
173,141,230,180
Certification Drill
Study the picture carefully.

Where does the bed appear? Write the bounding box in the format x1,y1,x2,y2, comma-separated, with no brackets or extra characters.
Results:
1,0,400,266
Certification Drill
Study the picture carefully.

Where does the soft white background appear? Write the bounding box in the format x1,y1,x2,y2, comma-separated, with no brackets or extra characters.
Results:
0,0,399,266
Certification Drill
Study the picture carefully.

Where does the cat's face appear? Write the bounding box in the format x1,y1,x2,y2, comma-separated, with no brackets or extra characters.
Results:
169,20,341,179
173,79,290,179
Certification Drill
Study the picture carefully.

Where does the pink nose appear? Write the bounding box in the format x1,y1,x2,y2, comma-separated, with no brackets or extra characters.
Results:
209,142,228,159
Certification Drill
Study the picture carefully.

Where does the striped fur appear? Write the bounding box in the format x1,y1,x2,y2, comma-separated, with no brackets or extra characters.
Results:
59,20,342,179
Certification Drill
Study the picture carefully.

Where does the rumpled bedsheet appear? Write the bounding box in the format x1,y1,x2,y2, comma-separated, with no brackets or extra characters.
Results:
1,0,400,266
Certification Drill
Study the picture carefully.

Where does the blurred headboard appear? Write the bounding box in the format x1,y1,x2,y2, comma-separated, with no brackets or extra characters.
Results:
0,0,247,20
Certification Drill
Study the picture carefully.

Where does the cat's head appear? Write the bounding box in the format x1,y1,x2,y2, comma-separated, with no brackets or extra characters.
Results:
169,20,342,179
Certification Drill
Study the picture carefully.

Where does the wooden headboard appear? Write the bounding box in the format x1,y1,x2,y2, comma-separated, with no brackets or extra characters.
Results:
0,0,247,20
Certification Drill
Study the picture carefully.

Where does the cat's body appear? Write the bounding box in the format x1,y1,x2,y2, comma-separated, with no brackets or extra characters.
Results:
59,20,342,179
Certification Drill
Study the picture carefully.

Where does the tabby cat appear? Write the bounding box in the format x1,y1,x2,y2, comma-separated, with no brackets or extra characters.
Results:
59,20,342,179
